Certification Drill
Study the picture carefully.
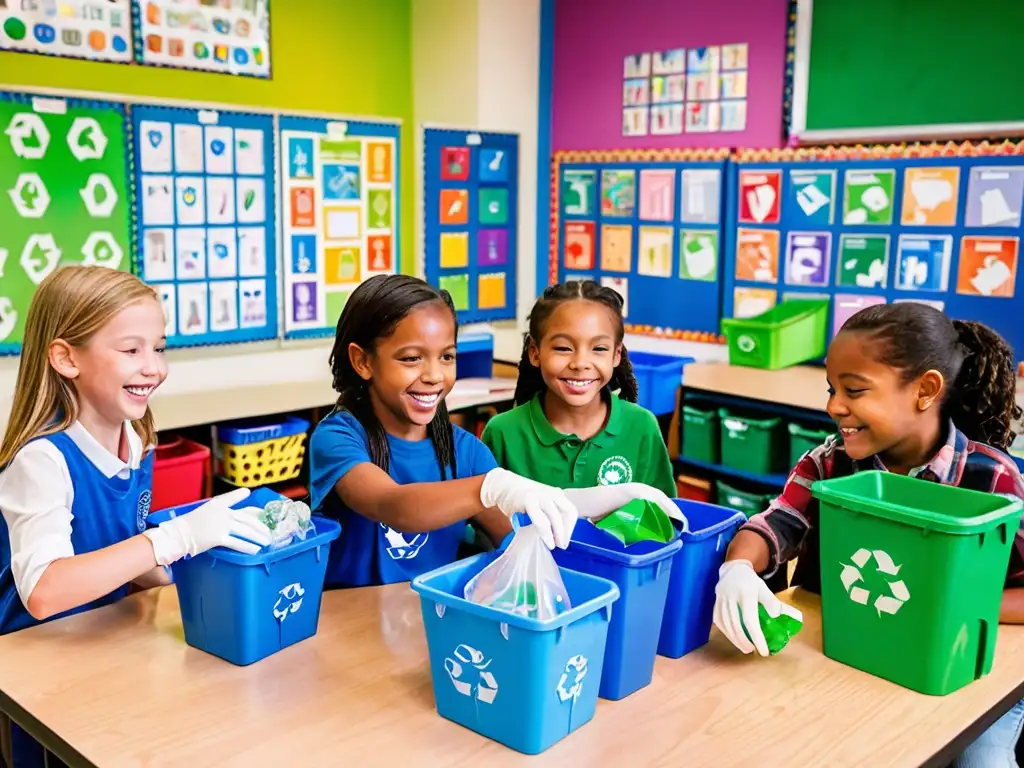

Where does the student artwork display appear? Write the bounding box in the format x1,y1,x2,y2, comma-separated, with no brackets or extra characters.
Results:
550,148,729,340
622,43,749,137
0,91,132,355
423,128,518,323
132,104,277,347
727,142,1024,361
0,1,133,62
280,115,399,338
132,0,271,77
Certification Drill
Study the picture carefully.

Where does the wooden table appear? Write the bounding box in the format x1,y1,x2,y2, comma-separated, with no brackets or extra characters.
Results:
1,587,1022,767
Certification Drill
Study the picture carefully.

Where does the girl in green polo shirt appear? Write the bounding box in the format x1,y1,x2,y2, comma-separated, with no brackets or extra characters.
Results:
483,280,677,503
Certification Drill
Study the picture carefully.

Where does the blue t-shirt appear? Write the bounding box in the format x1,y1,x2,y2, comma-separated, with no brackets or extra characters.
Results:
310,409,498,588
0,431,154,636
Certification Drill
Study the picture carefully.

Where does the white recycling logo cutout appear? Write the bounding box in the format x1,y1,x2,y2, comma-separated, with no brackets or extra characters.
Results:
736,334,757,353
273,582,305,623
445,644,498,704
81,232,123,270
556,654,588,703
67,117,108,161
5,113,50,160
841,548,911,616
9,173,50,218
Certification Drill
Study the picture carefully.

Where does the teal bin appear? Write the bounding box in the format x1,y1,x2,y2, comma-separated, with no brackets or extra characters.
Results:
721,299,829,370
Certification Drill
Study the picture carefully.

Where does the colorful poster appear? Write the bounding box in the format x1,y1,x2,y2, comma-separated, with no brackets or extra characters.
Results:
600,224,633,272
679,230,718,281
738,170,781,224
637,226,673,277
956,236,1019,298
895,234,952,292
833,295,886,336
600,169,635,217
134,0,271,78
601,276,629,316
564,221,595,270
843,169,896,225
134,104,276,346
1,1,132,62
638,169,675,221
478,273,505,309
965,167,1024,228
680,168,721,224
281,119,398,336
735,228,780,283
622,53,651,137
788,169,835,226
785,232,831,287
562,169,596,216
836,235,890,288
900,167,959,226
1,94,132,353
733,287,776,319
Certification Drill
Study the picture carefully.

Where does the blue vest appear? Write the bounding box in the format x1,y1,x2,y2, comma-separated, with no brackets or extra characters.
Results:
0,432,154,636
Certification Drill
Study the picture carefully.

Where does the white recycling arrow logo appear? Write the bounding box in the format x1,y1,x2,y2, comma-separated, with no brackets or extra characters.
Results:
8,172,50,218
20,234,61,285
81,232,123,270
67,117,108,161
841,548,911,616
80,174,118,217
5,113,50,160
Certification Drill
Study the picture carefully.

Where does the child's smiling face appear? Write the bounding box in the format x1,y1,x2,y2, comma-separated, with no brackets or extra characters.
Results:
529,299,622,408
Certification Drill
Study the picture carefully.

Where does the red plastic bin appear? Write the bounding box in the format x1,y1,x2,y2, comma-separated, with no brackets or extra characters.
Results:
152,436,210,512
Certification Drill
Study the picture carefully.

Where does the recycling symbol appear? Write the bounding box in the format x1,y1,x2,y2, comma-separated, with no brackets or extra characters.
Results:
445,644,498,704
556,654,588,703
841,548,911,616
81,232,123,270
5,113,50,160
20,234,61,285
736,334,757,354
273,583,305,623
80,174,118,217
0,297,16,343
67,117,108,161
8,173,50,218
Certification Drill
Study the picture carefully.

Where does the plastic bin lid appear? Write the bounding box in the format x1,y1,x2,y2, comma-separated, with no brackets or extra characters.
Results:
718,408,782,429
812,470,1024,535
788,422,835,437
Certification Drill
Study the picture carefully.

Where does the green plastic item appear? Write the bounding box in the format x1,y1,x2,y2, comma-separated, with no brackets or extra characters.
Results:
721,299,829,370
715,479,774,519
682,401,720,463
595,498,674,545
814,471,1024,696
787,422,836,467
742,603,804,655
719,409,784,476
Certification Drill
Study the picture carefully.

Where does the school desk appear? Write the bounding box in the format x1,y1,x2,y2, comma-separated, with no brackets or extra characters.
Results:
0,586,1022,768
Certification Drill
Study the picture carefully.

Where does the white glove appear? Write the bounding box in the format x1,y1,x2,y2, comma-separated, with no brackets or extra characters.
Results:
713,559,803,656
143,488,273,566
565,483,687,529
480,468,578,550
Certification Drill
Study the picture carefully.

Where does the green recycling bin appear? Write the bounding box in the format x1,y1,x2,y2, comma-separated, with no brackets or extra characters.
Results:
719,409,784,476
721,299,829,370
787,422,835,468
682,402,719,464
715,479,774,519
814,471,1023,696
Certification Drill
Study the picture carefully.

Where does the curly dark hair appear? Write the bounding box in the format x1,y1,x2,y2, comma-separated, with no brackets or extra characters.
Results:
514,280,639,406
841,303,1021,450
328,274,458,479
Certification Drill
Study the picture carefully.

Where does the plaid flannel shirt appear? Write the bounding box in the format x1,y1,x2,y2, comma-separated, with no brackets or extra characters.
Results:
743,420,1024,590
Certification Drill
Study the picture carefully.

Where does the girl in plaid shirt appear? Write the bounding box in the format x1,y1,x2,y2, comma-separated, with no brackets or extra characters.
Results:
713,303,1024,767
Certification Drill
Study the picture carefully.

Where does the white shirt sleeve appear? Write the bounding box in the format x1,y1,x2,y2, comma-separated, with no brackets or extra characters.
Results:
0,440,75,606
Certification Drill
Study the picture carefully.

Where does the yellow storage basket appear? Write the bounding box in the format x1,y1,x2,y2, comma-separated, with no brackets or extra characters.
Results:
215,417,309,488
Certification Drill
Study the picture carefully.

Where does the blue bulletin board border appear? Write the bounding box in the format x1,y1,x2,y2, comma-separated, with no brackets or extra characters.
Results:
726,143,1024,368
131,104,278,349
549,149,730,342
423,127,520,324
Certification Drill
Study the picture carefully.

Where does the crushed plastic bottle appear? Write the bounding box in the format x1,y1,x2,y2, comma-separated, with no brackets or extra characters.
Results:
253,499,313,549
595,498,674,545
742,604,803,655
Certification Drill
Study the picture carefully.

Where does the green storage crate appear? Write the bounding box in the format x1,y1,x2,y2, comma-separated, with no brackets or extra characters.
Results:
721,299,829,370
719,409,783,476
682,402,720,463
715,479,774,519
787,422,836,468
814,471,1024,696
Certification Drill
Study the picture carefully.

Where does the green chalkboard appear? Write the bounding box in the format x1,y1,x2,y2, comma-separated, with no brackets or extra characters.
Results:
803,0,1024,139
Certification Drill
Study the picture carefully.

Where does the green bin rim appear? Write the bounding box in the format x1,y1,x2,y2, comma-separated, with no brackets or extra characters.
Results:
720,298,830,331
683,404,718,418
811,472,1024,535
788,422,835,439
718,408,782,429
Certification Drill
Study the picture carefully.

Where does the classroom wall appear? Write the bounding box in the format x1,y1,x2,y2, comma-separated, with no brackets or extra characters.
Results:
550,0,791,150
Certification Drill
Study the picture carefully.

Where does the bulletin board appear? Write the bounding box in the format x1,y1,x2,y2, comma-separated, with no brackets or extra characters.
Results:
725,142,1024,364
0,1,133,63
279,114,400,339
0,89,133,355
423,127,519,323
131,104,277,348
549,149,729,341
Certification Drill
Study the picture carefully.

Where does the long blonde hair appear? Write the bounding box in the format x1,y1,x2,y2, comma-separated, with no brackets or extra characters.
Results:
0,266,161,467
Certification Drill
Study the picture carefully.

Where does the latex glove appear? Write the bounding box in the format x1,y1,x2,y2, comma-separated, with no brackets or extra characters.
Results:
480,468,578,550
565,483,687,529
143,488,273,566
713,559,803,656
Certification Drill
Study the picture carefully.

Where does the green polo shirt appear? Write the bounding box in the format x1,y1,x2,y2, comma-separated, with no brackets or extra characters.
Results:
481,394,676,497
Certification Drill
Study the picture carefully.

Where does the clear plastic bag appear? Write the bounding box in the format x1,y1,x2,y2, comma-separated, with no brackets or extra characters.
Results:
464,525,572,620
248,499,314,549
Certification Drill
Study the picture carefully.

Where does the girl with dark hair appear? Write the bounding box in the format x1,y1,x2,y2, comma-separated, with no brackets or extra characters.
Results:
483,281,680,520
712,302,1024,766
309,275,578,588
